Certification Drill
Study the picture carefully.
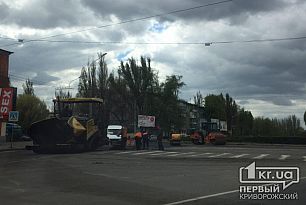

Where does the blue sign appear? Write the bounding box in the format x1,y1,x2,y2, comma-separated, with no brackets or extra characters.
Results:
9,111,19,122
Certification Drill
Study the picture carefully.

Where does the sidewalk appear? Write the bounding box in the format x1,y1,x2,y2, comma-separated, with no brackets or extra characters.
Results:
0,140,32,152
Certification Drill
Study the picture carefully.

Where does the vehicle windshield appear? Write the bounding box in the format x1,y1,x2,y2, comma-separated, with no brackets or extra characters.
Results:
107,129,121,135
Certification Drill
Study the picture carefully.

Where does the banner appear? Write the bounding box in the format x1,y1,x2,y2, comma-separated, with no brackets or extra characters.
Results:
0,88,15,120
138,115,155,127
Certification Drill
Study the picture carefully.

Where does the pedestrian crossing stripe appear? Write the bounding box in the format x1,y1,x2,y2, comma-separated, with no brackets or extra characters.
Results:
132,151,162,155
208,153,230,158
279,155,290,160
150,152,178,156
253,154,269,159
188,153,213,157
167,152,196,157
112,150,306,162
230,154,249,158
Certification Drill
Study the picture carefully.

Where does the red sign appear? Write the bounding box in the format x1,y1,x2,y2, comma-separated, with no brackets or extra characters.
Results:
0,88,14,120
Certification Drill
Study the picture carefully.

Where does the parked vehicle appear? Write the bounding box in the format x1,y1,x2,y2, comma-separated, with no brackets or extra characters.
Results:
107,125,122,146
27,97,104,153
5,123,24,142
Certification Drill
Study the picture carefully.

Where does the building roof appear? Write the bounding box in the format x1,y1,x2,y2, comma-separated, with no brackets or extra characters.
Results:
0,49,14,55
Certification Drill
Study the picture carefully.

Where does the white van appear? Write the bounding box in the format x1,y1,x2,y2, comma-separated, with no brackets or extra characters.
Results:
107,125,122,145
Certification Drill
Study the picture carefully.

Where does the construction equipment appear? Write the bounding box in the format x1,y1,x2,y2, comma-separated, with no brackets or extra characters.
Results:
190,121,226,145
27,98,104,153
190,130,205,145
203,122,226,145
170,133,182,145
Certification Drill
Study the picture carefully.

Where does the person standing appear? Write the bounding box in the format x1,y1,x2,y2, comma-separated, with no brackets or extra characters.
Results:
134,131,142,150
156,126,164,151
142,129,149,150
121,126,128,150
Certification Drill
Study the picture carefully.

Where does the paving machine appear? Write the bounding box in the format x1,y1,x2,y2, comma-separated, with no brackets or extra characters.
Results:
27,98,104,153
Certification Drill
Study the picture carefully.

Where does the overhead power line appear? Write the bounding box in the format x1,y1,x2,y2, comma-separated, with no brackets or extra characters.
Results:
12,35,306,46
1,0,233,47
9,73,50,85
211,36,306,44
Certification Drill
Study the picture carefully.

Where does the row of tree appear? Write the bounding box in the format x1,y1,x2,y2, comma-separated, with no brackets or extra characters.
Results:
200,92,304,137
14,53,305,138
77,53,185,133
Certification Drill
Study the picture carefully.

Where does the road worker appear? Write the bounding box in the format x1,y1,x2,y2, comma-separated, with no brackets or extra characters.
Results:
142,128,149,150
134,131,142,150
121,126,128,150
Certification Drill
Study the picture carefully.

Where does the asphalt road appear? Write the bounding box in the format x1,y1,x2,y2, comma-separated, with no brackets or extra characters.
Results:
0,143,305,205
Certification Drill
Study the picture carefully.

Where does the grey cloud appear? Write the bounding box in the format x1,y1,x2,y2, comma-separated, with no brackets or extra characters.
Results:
1,0,95,29
0,3,9,20
81,0,294,25
269,97,294,106
2,0,306,115
238,100,249,105
31,72,60,85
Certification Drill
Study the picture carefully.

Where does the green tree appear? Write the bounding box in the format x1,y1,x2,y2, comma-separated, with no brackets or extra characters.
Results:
55,88,71,99
204,94,226,120
119,56,157,114
225,93,238,132
17,94,49,131
77,53,111,135
159,75,185,132
236,108,253,136
252,115,302,137
194,91,204,107
22,79,34,95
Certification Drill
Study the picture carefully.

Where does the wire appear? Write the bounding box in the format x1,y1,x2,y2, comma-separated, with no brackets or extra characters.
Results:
24,39,205,45
8,35,306,46
0,0,233,47
9,73,51,85
211,36,306,44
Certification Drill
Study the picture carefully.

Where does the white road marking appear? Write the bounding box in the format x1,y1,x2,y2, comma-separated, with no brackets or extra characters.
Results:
229,154,249,158
150,152,178,156
208,153,230,158
253,154,269,159
115,151,140,155
163,177,306,205
188,153,213,157
163,189,239,205
167,152,196,157
132,151,162,155
83,172,130,179
279,155,290,160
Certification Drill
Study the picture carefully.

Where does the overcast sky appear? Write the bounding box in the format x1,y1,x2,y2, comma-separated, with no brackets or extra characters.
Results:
1,0,306,123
